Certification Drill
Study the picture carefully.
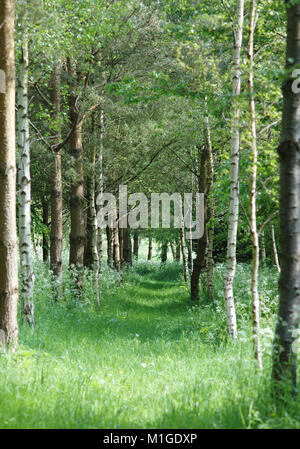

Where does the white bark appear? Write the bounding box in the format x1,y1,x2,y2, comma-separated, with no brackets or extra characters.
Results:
17,33,34,326
271,225,280,273
205,115,215,300
223,0,244,339
248,0,262,370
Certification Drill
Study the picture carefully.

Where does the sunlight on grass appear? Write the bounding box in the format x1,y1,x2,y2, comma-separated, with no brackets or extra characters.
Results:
0,260,299,429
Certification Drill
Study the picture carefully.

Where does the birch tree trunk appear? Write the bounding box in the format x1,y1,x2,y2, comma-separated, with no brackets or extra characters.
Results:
272,1,300,394
50,63,63,298
260,230,266,265
248,0,262,371
205,115,215,301
0,0,19,350
223,0,244,339
95,108,104,297
17,32,34,326
271,225,280,273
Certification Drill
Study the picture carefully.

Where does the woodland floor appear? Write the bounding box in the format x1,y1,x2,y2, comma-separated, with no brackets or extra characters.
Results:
0,256,300,428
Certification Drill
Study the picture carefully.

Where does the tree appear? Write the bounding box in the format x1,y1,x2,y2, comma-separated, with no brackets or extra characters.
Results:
272,0,300,396
17,20,34,326
248,0,262,371
0,0,19,350
223,0,245,339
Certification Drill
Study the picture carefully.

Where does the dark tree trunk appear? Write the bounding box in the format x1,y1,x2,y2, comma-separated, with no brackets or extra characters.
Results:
148,237,152,261
123,228,132,266
133,230,139,260
175,240,181,262
272,2,300,396
190,145,209,301
106,226,113,267
161,242,168,263
42,201,49,263
119,227,124,266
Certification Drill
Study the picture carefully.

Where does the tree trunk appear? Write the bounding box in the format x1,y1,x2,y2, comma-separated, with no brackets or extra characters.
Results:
272,2,300,394
133,230,139,260
84,152,98,270
123,228,132,265
248,0,263,371
147,237,152,261
0,0,19,350
113,222,122,284
223,0,244,339
17,31,34,326
96,109,104,277
119,227,124,266
67,59,85,290
180,213,189,282
175,240,181,262
161,242,168,263
106,226,113,268
42,201,49,263
271,225,280,273
190,145,208,301
50,63,63,298
170,241,176,260
260,230,266,265
68,120,85,288
205,114,215,301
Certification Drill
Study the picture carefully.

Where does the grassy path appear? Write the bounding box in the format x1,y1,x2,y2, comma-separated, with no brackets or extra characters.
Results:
0,264,297,428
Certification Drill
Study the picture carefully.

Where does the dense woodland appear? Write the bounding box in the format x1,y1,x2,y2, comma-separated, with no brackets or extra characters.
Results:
0,0,300,429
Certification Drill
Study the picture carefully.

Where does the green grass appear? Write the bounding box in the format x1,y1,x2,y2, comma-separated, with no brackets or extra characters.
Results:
0,258,300,429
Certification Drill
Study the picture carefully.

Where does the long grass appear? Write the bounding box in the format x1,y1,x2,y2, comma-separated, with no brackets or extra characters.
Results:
0,257,299,429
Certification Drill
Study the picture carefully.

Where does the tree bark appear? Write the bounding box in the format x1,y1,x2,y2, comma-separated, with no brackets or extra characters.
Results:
67,60,85,290
0,0,19,350
223,0,244,338
50,63,63,298
170,241,176,260
205,115,215,301
175,240,181,262
147,237,152,261
271,225,280,273
17,31,34,326
272,2,300,394
106,226,113,268
133,230,139,260
248,0,263,371
190,145,208,301
260,230,266,265
123,228,132,265
68,120,85,288
180,212,189,282
42,201,49,263
161,242,168,263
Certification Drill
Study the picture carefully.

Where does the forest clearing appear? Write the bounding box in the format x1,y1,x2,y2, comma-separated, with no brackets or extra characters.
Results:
1,0,300,433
